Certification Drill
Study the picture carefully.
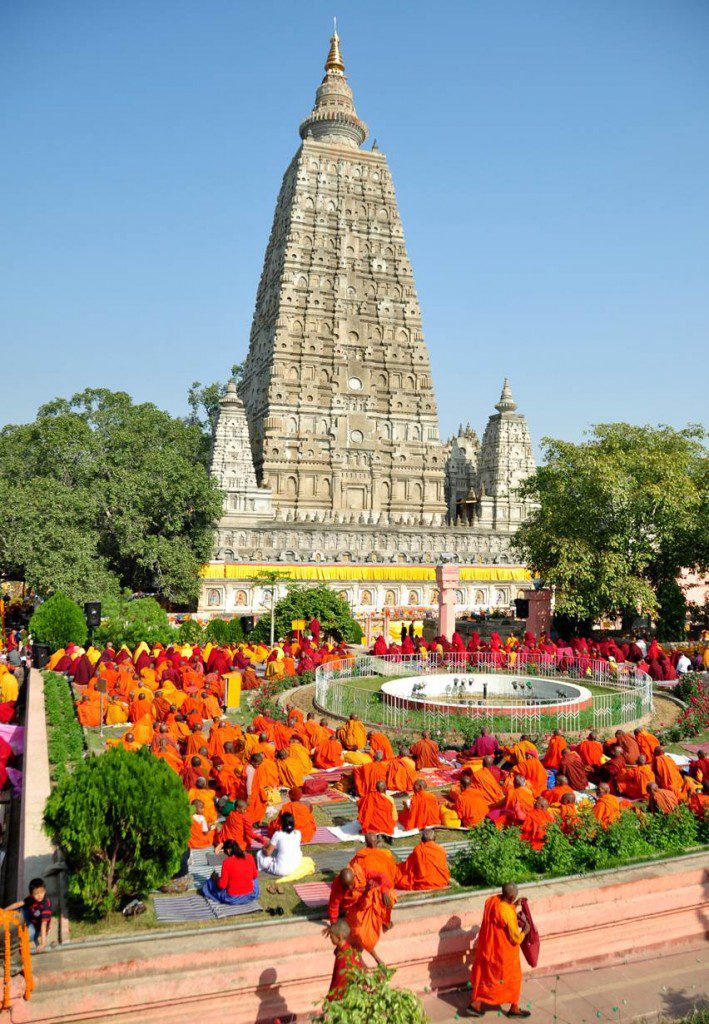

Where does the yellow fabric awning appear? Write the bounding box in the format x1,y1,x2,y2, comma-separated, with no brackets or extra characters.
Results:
200,563,532,583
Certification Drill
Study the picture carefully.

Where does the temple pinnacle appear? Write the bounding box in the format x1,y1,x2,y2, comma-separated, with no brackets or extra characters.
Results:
325,21,345,74
495,377,518,413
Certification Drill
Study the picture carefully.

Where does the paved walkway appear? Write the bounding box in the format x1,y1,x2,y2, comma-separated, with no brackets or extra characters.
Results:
420,942,707,1024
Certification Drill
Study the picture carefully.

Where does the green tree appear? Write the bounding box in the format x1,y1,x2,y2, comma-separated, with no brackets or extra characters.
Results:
514,424,708,635
29,593,88,650
186,362,245,436
0,388,223,605
250,582,363,644
175,617,205,643
94,597,173,649
313,963,430,1024
44,746,190,919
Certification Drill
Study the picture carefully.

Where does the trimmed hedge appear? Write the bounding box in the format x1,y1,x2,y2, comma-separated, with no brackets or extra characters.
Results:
43,671,85,782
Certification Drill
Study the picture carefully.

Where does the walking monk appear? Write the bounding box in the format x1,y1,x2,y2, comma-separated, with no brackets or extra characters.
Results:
410,731,442,769
394,828,450,891
466,882,531,1018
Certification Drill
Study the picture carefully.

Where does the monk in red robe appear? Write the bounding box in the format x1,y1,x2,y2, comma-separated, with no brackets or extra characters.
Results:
409,731,441,769
467,882,531,1017
519,796,555,849
398,779,442,830
559,749,589,791
687,780,709,819
394,829,450,890
358,780,397,835
325,920,365,1000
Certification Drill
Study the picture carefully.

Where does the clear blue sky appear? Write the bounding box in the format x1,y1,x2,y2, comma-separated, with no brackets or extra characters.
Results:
3,1,708,450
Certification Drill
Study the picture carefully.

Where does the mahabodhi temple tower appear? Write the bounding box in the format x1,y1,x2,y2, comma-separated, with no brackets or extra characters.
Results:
200,30,536,622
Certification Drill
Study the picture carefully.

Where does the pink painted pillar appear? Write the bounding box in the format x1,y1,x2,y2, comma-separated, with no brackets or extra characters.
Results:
527,588,553,635
436,564,460,642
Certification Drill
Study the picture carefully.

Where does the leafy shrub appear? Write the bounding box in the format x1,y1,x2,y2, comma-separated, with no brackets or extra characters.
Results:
641,804,699,853
225,617,244,643
312,963,430,1024
94,597,172,649
661,675,709,741
44,746,190,918
249,583,363,644
531,822,577,877
205,618,229,644
175,618,204,643
30,593,87,650
43,671,85,782
452,819,534,887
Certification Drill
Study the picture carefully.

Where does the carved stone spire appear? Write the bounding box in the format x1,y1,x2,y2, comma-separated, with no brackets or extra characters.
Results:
299,27,368,148
495,377,518,414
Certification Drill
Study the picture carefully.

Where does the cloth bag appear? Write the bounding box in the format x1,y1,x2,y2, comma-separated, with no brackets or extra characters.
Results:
519,897,540,967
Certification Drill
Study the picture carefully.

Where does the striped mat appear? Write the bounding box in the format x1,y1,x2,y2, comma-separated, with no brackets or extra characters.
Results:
294,881,331,908
253,825,339,846
154,894,264,922
303,788,352,805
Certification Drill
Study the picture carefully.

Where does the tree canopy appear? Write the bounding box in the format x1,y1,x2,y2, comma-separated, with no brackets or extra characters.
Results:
29,593,88,650
0,388,223,605
514,423,708,635
250,582,363,644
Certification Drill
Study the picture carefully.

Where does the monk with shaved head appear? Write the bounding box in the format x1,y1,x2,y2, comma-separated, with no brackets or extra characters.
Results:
466,882,531,1018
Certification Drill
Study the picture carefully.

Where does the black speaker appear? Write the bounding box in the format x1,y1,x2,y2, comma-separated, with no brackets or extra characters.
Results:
84,601,102,627
514,598,529,619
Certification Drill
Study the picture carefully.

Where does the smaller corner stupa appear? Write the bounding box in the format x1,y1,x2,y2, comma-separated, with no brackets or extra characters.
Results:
211,381,273,535
476,378,536,530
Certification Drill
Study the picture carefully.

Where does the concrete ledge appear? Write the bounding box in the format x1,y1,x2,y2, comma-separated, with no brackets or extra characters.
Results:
17,670,54,900
19,853,708,1024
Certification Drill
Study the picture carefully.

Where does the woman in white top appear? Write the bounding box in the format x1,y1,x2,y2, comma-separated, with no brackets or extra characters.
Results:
256,811,302,877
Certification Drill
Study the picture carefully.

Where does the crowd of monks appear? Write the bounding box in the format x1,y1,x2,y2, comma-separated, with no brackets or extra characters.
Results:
370,630,709,682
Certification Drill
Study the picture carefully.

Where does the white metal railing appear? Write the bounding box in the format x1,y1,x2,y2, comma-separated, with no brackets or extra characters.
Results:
314,654,652,736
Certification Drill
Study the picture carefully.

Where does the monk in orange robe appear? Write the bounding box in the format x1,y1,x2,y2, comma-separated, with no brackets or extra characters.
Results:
257,734,276,761
354,752,390,796
275,749,305,789
469,756,505,804
349,833,398,887
244,754,270,824
76,696,101,727
555,792,581,834
314,736,344,769
187,778,218,824
519,797,555,849
338,715,367,751
385,749,418,793
284,704,304,727
647,783,679,814
394,829,450,890
398,779,442,830
653,749,684,797
542,730,567,769
186,726,209,756
577,732,604,769
367,730,394,761
303,713,323,749
268,787,316,843
128,692,154,725
328,867,365,924
207,720,231,758
450,778,491,827
688,780,709,819
617,756,654,800
214,800,265,851
634,727,660,763
518,753,548,797
497,775,535,827
107,730,142,752
288,735,314,776
593,783,621,828
200,692,222,720
468,883,531,1017
152,739,183,774
409,732,441,770
346,872,396,957
509,736,538,766
188,800,216,849
358,780,397,835
542,773,574,806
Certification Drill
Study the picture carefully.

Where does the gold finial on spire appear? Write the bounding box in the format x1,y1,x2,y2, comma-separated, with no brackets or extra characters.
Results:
325,18,345,74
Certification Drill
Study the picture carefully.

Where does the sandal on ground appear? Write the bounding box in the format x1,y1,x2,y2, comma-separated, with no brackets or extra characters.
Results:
507,1010,531,1018
461,1008,485,1018
266,884,284,895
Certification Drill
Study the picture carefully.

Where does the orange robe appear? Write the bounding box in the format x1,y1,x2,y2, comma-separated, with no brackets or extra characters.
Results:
542,784,574,806
385,756,418,793
268,800,316,843
635,730,660,762
346,879,396,952
455,788,491,827
276,756,305,790
398,790,441,830
499,785,535,826
470,767,505,804
470,895,525,1007
518,757,549,797
555,802,581,834
358,791,397,835
409,738,441,769
215,809,256,849
652,788,679,814
76,701,101,727
187,787,218,824
510,739,538,765
593,793,621,828
349,847,398,888
577,739,604,768
519,806,555,849
542,735,568,769
313,738,344,769
245,763,270,823
653,754,683,797
368,731,394,760
340,719,367,750
186,731,209,756
394,841,450,891
289,741,314,776
688,792,709,819
354,759,390,796
188,816,215,849
617,764,654,800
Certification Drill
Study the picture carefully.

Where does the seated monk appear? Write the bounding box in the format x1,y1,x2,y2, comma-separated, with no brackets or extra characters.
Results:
652,748,684,797
107,730,142,752
275,748,305,789
616,755,654,800
519,796,555,849
76,695,101,727
385,748,418,793
105,699,128,725
409,731,442,770
394,828,450,891
518,752,548,797
687,780,709,819
542,730,568,770
349,833,398,888
189,800,216,849
187,777,218,824
633,726,660,763
469,755,505,804
338,714,367,751
646,782,679,814
257,733,276,760
358,780,398,836
313,735,344,770
268,786,316,843
214,799,265,851
354,751,390,796
559,748,589,792
496,774,535,827
243,753,270,824
542,773,574,806
185,725,209,756
593,782,621,828
688,750,709,783
602,747,627,793
555,791,581,834
508,735,539,767
577,731,604,769
609,729,640,766
398,779,442,830
449,777,491,828
152,738,183,774
181,753,211,788
211,756,239,800
367,730,394,761
288,735,314,776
